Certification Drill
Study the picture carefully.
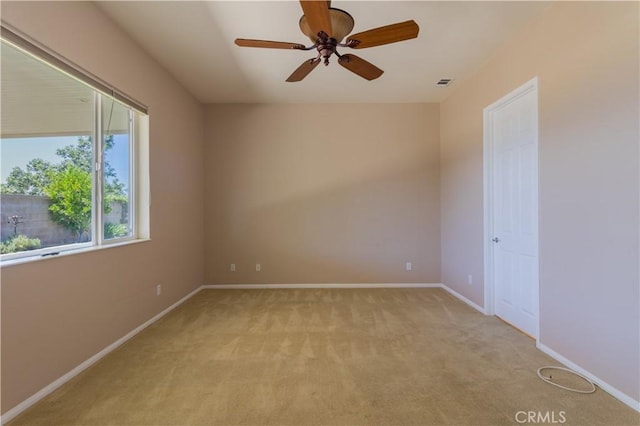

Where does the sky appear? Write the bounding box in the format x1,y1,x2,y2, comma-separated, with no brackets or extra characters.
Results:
0,134,130,190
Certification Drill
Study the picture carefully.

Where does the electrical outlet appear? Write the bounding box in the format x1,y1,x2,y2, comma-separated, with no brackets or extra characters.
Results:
406,262,412,271
256,263,261,272
156,284,162,296
230,263,236,272
467,275,473,285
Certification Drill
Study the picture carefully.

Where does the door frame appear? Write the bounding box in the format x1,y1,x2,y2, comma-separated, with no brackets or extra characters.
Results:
483,77,539,339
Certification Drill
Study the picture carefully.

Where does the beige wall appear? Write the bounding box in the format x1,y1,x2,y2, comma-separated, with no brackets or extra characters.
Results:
0,1,205,414
440,2,639,401
204,104,440,284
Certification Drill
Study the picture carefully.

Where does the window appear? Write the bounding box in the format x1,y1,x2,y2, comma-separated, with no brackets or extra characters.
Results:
0,26,148,262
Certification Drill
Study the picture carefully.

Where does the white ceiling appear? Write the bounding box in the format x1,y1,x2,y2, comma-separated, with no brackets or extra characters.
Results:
96,1,550,104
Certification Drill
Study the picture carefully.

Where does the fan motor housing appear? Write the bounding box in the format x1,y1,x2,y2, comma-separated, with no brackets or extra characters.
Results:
317,38,338,64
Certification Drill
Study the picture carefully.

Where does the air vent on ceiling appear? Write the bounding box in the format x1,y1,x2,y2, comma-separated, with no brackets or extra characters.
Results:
436,79,453,87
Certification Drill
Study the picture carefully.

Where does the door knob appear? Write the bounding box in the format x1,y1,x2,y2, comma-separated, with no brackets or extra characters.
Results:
492,237,500,243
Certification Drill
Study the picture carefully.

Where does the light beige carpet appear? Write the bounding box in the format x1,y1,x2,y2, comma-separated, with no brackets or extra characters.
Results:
8,288,639,425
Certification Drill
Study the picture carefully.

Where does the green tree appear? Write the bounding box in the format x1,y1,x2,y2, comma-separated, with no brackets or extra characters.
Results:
55,136,93,172
43,165,92,242
2,135,125,198
53,135,127,211
1,158,55,195
2,136,127,238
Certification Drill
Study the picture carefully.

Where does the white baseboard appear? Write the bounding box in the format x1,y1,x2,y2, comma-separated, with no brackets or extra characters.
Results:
1,286,202,425
440,284,488,314
203,283,442,289
536,342,640,412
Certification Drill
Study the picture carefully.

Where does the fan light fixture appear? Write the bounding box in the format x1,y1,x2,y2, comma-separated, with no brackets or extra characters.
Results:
299,8,354,43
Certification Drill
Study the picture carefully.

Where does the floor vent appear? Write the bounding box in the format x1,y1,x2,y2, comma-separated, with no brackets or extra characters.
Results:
436,78,453,87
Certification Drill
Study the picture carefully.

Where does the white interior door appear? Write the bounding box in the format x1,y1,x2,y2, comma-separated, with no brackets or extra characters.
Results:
485,79,539,338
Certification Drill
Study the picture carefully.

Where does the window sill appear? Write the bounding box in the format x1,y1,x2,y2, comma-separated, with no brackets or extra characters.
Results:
0,238,151,268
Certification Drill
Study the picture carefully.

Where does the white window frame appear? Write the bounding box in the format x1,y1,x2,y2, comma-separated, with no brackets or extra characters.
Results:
0,25,149,265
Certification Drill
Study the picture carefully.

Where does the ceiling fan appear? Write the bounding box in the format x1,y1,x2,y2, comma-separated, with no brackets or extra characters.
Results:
234,0,419,82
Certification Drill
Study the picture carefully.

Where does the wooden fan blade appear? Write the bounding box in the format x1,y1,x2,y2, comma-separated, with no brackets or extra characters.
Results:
286,57,321,82
235,39,305,49
338,54,383,81
299,0,333,37
347,20,419,49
